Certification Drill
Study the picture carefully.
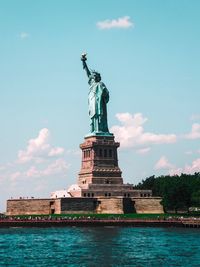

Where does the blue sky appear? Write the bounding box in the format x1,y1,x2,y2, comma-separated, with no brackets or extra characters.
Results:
0,0,200,211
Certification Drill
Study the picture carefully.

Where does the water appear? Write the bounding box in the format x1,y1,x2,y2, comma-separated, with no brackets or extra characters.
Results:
0,227,199,267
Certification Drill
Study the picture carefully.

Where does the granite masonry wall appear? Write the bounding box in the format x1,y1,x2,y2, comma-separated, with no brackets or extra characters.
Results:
96,197,124,214
133,198,164,214
60,198,97,214
6,199,52,216
6,197,164,215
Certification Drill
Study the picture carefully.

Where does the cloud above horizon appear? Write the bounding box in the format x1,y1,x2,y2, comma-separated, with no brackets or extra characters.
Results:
17,128,64,163
111,113,177,148
26,159,69,178
19,32,30,39
0,128,71,189
97,16,134,29
190,114,200,121
136,147,151,155
154,156,174,170
184,123,200,140
154,155,200,176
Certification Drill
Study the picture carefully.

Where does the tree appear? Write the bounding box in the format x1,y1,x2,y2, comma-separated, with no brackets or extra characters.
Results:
136,173,200,212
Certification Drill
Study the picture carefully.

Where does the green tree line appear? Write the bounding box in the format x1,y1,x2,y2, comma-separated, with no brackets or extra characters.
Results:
136,173,200,212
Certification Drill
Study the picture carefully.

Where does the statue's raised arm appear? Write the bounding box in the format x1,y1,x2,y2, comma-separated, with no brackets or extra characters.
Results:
81,53,91,78
81,53,112,136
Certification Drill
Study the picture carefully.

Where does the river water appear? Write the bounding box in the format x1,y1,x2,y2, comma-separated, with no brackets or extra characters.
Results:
0,227,199,266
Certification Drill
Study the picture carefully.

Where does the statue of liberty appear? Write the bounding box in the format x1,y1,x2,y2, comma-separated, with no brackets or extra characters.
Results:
81,53,112,135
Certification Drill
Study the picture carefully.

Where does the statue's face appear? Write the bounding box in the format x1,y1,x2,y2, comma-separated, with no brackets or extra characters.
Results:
94,73,101,82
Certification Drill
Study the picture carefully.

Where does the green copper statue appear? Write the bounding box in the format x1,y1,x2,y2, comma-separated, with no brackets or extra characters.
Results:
81,53,112,135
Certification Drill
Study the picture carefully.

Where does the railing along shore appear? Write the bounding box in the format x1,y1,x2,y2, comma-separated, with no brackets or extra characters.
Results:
0,217,199,228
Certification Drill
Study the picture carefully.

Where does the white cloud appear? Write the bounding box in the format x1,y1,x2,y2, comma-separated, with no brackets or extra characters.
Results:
34,181,48,192
170,158,200,176
154,155,200,175
184,158,200,174
26,166,40,178
25,159,70,178
190,114,200,121
185,151,193,155
48,147,64,157
41,159,70,176
184,123,200,140
0,129,72,188
0,174,5,183
10,172,21,181
136,147,151,155
169,168,183,176
184,149,200,156
97,16,134,30
19,32,30,39
153,154,200,176
116,113,147,126
154,156,174,170
111,113,177,148
0,165,6,171
9,159,70,180
17,128,65,163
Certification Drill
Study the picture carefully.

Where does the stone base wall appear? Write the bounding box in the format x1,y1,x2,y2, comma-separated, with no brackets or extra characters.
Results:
60,198,97,214
133,198,164,214
53,199,61,214
96,198,124,214
6,197,164,215
6,199,52,216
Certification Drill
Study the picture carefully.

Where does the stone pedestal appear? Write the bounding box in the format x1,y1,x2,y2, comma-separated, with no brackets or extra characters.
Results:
78,135,123,186
77,135,142,198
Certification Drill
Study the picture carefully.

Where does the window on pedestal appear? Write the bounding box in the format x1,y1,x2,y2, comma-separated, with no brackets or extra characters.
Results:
83,150,91,158
99,149,102,157
109,149,113,157
104,149,107,157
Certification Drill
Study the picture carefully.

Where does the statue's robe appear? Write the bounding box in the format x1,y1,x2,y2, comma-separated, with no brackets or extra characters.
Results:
88,78,109,132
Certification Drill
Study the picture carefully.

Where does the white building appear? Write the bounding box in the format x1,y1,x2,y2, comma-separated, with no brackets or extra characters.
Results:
51,184,81,198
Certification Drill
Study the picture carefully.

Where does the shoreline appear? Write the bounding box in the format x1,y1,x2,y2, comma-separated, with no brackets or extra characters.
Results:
0,219,199,228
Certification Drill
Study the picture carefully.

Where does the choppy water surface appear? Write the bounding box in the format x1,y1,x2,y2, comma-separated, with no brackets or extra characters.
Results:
0,227,199,266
